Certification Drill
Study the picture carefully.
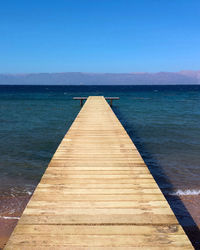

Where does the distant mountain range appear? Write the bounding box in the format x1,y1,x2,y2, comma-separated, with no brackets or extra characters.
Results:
0,70,200,85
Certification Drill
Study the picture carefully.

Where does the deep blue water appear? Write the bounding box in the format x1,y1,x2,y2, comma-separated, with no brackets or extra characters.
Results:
0,85,200,197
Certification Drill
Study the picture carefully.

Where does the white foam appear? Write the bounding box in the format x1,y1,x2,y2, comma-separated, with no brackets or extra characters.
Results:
0,216,20,220
26,191,32,195
169,189,200,196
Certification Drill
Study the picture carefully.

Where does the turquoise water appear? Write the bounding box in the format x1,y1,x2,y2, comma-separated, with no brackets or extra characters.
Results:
0,85,200,198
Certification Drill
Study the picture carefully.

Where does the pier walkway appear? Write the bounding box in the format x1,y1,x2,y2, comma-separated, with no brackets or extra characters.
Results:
5,96,192,249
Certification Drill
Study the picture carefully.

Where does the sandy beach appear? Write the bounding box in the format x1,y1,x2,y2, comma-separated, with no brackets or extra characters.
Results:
180,195,200,247
0,195,30,249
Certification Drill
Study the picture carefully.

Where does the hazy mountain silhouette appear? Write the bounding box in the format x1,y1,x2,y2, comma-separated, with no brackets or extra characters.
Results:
0,70,199,85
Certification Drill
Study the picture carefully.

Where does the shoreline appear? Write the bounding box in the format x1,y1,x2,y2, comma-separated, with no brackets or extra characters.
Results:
0,195,30,249
181,195,200,248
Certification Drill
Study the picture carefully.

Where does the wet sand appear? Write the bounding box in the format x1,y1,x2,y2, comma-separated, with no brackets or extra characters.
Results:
0,218,18,249
180,195,200,248
0,195,30,249
181,195,200,228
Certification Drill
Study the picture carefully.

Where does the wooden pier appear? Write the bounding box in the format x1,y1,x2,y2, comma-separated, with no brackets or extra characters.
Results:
5,96,192,249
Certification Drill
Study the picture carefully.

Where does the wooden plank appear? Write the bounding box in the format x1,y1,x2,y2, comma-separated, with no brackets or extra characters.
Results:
30,194,169,202
6,235,191,247
36,183,159,188
17,214,178,225
8,224,186,235
4,247,191,250
26,200,174,208
5,96,192,249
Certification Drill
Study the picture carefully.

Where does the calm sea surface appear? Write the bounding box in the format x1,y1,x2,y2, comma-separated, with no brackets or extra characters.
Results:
0,85,200,226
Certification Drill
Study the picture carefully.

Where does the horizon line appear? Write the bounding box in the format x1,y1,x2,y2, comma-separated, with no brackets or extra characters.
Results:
0,69,199,75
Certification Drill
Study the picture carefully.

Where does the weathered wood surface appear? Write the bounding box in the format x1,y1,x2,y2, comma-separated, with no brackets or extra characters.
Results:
5,96,192,249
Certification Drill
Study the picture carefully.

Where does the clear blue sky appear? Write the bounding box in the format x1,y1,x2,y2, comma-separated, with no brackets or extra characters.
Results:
0,0,199,73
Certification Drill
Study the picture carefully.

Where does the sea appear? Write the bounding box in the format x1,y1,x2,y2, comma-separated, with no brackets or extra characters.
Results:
0,85,200,248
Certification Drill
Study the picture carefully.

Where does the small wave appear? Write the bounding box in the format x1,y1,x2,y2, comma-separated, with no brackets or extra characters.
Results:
0,216,20,220
169,189,200,196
